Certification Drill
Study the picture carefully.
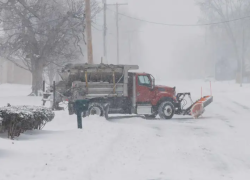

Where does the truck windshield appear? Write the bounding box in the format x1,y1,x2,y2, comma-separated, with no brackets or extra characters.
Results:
138,75,151,86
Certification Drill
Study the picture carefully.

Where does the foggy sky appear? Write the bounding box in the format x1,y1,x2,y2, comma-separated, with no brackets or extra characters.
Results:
92,0,209,81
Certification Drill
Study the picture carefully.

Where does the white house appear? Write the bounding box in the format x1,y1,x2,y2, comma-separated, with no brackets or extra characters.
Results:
0,57,32,85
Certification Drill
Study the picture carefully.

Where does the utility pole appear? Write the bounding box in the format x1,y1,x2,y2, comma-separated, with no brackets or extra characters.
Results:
103,0,107,63
241,27,245,87
128,32,131,63
116,3,119,64
106,2,128,64
85,0,94,64
204,26,208,79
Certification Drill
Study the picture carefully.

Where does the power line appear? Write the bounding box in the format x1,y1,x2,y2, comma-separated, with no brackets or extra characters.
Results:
0,17,64,32
92,23,114,35
107,7,250,27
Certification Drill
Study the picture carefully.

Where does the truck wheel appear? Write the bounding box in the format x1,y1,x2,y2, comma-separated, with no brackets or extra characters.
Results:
158,101,175,119
88,104,104,116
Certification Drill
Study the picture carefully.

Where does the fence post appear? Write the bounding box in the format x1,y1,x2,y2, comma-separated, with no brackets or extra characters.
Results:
53,81,56,110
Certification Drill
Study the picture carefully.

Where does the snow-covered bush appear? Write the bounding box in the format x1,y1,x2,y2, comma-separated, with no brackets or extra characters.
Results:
0,105,55,139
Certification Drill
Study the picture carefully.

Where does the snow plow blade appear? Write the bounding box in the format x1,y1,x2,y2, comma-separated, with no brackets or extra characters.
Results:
190,96,213,119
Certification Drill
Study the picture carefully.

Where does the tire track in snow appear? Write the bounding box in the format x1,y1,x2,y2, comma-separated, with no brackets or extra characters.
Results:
231,101,249,110
192,93,250,177
87,126,134,179
210,101,235,129
192,127,250,178
219,96,249,113
90,123,168,180
164,122,232,179
214,101,237,115
93,129,123,168
151,126,163,137
183,123,236,178
211,94,250,128
151,121,232,179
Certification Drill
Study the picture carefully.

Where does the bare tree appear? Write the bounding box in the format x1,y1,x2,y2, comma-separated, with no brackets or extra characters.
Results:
197,0,250,80
0,0,101,95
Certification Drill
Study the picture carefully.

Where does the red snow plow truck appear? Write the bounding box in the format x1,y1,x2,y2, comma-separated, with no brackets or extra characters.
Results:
46,63,213,119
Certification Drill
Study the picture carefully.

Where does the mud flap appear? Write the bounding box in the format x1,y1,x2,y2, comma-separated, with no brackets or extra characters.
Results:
103,103,110,120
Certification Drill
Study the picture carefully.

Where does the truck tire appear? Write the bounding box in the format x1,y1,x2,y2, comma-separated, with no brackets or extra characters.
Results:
158,101,175,119
88,104,104,116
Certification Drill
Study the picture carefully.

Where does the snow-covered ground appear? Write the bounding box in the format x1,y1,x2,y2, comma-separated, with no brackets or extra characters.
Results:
1,80,250,180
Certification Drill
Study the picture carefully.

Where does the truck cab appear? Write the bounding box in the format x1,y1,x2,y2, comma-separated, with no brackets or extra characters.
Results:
128,72,177,118
133,73,176,104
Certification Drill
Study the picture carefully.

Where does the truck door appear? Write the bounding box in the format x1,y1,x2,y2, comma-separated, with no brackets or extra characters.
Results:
136,75,153,103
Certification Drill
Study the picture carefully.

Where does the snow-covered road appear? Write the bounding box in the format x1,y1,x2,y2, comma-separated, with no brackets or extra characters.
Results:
0,81,250,180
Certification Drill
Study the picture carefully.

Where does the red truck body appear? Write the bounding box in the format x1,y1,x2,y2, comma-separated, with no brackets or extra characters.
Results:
131,73,177,106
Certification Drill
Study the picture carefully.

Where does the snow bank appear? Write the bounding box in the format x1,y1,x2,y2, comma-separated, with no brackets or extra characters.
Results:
1,82,250,180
